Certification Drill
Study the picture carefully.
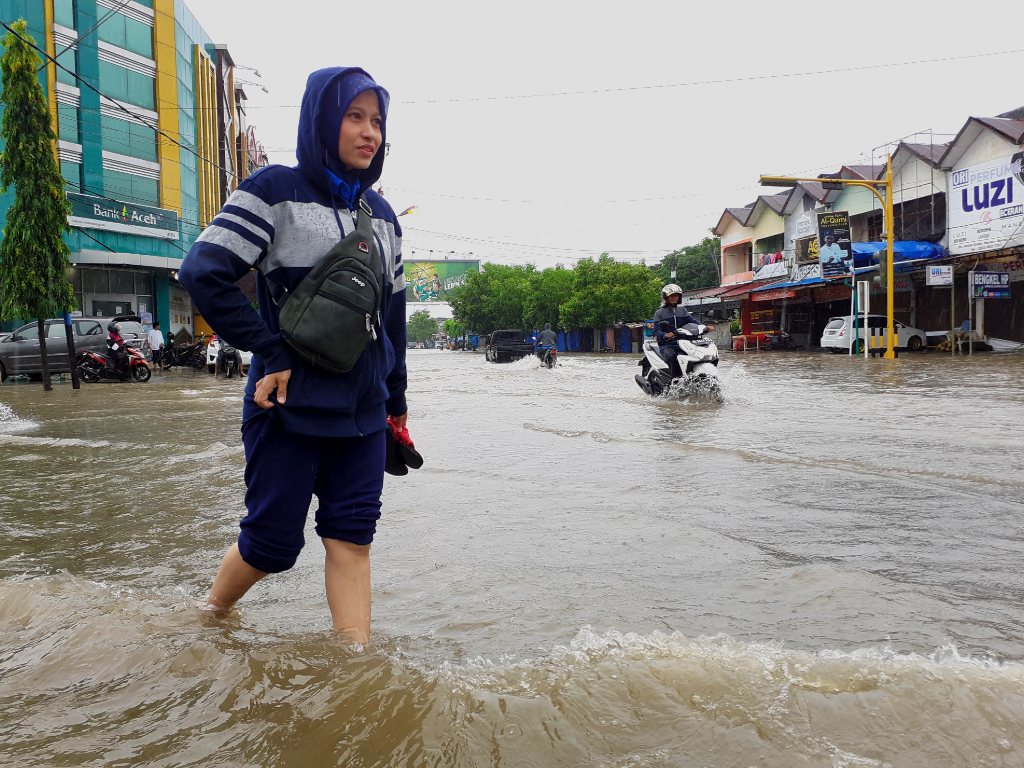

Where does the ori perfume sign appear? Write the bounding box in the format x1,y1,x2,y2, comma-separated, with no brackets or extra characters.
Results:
948,153,1024,255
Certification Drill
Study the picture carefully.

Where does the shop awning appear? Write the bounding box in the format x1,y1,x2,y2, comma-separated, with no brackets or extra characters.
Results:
750,276,824,293
715,278,786,299
679,284,733,306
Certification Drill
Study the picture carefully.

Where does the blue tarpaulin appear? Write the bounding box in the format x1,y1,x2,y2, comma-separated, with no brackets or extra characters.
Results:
850,241,946,270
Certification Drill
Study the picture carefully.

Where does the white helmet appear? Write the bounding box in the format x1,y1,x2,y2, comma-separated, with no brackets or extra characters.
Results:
661,283,683,301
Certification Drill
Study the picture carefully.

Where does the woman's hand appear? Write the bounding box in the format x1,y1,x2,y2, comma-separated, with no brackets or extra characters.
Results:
254,369,291,408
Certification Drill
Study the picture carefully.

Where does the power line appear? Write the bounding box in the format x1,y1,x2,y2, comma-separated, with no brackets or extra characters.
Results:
404,48,1024,104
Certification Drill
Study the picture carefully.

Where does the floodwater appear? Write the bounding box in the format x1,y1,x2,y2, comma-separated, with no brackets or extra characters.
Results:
1,348,1023,768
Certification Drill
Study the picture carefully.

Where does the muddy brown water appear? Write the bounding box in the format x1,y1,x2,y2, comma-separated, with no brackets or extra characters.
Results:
2,350,1023,767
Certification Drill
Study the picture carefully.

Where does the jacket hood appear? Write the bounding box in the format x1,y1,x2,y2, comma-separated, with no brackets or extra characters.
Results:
295,67,389,200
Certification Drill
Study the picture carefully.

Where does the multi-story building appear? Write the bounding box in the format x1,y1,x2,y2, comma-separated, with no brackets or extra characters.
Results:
0,0,267,339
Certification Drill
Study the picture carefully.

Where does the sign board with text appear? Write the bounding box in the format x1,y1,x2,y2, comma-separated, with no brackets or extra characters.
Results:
969,270,1010,298
67,192,179,240
925,265,953,286
816,210,853,279
948,153,1024,255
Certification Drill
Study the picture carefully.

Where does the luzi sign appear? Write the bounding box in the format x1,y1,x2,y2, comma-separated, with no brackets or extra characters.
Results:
948,153,1024,255
67,192,179,240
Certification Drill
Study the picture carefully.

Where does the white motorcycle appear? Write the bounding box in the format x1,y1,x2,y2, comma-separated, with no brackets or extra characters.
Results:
634,322,722,400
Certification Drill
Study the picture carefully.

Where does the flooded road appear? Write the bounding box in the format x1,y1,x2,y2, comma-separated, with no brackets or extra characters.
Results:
2,349,1023,767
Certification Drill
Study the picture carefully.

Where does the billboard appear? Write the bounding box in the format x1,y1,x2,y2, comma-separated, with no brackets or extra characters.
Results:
816,210,852,279
948,153,1024,255
404,260,480,302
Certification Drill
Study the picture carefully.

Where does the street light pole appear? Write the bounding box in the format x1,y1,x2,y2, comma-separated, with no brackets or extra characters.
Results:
759,155,896,359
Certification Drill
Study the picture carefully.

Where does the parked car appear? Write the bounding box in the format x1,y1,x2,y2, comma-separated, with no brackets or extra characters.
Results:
205,335,252,374
484,329,535,363
0,316,148,382
820,314,926,353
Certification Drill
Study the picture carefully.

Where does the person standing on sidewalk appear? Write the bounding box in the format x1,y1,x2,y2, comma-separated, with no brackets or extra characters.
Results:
178,66,407,643
146,321,164,368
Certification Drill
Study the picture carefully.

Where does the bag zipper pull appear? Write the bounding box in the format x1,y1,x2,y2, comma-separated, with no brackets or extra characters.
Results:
367,313,377,340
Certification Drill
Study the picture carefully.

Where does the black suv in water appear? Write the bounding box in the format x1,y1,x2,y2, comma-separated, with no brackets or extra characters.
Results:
484,329,535,363
0,316,148,382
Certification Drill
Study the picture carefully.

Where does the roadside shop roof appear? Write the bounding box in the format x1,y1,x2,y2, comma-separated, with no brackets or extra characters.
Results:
749,276,824,293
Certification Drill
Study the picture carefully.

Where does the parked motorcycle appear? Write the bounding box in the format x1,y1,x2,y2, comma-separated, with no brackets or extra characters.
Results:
76,345,151,383
216,342,243,378
537,346,558,369
634,322,721,400
160,335,206,370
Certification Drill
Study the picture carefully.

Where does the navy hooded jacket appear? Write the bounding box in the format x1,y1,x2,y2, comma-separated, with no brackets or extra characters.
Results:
178,67,407,437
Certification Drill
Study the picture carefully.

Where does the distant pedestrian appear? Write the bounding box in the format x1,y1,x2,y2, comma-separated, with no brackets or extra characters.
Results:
147,320,165,368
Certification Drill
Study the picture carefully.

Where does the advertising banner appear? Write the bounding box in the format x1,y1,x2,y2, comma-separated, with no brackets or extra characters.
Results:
948,153,1024,255
970,270,1010,299
816,210,853,278
67,192,179,240
404,260,480,302
926,265,953,286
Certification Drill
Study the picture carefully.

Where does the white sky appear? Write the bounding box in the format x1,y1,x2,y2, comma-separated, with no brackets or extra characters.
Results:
193,0,1023,270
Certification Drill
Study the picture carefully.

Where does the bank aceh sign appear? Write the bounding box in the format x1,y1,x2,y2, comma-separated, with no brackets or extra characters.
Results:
66,192,179,240
948,153,1024,255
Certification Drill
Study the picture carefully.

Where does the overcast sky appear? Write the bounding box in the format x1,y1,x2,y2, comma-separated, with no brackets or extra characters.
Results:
193,1,1023,269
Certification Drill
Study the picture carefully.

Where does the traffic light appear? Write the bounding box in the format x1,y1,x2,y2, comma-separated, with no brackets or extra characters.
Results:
873,249,888,287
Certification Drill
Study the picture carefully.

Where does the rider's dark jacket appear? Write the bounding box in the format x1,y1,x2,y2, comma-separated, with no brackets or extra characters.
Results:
654,304,699,346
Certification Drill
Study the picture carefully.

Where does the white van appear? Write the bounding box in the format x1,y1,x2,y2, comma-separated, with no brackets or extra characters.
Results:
820,314,926,353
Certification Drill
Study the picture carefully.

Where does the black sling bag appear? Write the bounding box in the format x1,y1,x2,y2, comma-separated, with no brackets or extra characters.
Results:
272,196,382,374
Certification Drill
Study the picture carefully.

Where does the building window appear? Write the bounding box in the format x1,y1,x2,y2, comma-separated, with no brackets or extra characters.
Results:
103,169,159,206
60,160,81,192
98,61,155,110
56,50,78,86
54,0,75,27
98,13,154,59
101,115,157,162
57,103,79,143
867,212,883,241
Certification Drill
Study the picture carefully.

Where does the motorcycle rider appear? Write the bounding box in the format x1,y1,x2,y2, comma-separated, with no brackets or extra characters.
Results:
106,321,130,378
654,284,713,374
535,322,557,362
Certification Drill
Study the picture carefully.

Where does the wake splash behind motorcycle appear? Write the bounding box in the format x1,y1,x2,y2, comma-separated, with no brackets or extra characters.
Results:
635,321,722,401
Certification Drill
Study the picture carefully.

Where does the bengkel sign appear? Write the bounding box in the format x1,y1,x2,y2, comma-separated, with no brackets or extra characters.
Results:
948,153,1024,255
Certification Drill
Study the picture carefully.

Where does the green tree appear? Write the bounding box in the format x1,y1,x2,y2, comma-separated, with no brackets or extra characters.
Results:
0,20,76,390
524,265,573,330
407,309,438,343
443,318,465,339
655,237,721,290
560,254,662,328
448,262,534,334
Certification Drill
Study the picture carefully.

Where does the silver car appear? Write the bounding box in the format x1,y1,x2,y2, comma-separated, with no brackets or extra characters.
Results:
0,317,148,382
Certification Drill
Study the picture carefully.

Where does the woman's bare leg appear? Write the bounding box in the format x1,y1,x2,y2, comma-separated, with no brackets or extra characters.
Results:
323,538,371,642
205,542,266,612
